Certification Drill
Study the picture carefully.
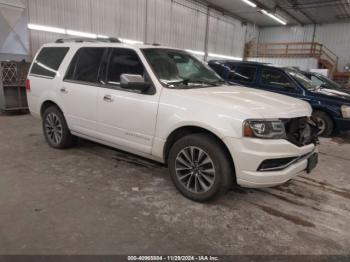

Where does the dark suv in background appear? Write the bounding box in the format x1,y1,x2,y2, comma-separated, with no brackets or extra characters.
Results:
302,71,350,95
208,60,350,137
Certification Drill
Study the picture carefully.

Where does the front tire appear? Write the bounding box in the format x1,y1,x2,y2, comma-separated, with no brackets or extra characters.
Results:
168,133,234,202
42,106,75,149
312,110,334,137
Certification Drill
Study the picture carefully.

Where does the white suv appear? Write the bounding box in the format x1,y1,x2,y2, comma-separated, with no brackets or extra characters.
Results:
26,38,319,202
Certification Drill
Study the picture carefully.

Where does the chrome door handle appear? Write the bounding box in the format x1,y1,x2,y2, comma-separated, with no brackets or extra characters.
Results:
60,87,68,93
103,94,113,102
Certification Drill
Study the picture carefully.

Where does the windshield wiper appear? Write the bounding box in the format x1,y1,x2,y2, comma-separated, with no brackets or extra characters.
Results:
186,79,222,86
161,79,226,88
160,80,190,88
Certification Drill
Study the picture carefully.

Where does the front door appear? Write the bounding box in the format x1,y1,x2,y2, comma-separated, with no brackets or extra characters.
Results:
96,48,159,154
257,67,303,99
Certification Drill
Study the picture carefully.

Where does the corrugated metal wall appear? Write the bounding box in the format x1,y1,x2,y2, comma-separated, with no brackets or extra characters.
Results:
258,25,314,43
314,23,350,71
27,0,257,60
259,23,350,71
0,0,29,61
207,9,245,57
247,57,318,71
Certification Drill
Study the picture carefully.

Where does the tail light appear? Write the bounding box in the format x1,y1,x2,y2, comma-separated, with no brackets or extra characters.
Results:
25,78,31,91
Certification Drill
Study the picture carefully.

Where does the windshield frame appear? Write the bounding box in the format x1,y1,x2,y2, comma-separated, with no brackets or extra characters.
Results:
141,47,226,89
312,73,342,90
283,67,317,91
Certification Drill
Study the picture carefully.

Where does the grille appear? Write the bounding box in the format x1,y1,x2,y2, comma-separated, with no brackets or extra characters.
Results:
283,117,319,147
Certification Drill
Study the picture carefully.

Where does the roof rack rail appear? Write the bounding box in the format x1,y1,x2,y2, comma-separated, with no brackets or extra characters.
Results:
55,37,122,43
144,43,161,46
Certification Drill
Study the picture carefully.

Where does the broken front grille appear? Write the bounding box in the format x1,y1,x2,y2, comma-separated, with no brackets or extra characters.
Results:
283,117,319,147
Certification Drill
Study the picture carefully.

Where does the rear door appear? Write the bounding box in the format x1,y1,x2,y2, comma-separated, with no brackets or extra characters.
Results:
96,48,159,154
60,47,107,136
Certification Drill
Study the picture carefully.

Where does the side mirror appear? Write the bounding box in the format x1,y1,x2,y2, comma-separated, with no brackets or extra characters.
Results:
120,74,150,93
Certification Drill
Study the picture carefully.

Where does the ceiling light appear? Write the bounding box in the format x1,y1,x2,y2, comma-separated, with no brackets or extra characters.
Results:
119,38,144,44
185,49,205,56
241,0,257,8
208,53,243,61
261,9,287,25
28,24,65,34
66,30,97,38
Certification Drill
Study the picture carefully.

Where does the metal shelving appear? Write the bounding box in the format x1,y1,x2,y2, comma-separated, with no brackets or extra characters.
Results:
0,61,30,112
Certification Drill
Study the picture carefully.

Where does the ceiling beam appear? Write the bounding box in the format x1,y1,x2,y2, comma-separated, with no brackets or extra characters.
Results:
285,0,317,24
275,5,304,25
192,0,249,25
285,0,350,9
255,0,304,25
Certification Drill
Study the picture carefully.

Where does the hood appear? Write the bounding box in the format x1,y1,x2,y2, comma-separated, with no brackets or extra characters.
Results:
312,88,350,101
183,85,312,119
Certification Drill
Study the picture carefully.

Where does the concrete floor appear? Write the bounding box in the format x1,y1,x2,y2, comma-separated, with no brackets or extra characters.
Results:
0,113,350,255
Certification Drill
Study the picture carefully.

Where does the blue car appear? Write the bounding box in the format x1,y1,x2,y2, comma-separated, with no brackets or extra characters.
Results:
208,60,350,137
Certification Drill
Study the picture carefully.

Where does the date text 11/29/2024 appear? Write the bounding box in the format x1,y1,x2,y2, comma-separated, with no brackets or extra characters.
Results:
127,255,219,261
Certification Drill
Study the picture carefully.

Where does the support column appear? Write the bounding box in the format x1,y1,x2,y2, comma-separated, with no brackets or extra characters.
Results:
203,6,210,61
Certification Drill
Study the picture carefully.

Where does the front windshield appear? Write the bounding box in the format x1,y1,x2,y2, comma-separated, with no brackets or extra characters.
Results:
142,48,225,88
284,68,317,90
316,74,342,90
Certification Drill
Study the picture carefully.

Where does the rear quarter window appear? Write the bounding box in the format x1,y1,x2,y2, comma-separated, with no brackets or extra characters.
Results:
30,47,69,78
64,47,106,84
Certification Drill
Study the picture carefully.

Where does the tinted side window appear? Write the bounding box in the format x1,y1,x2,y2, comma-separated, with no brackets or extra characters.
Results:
106,48,144,85
30,47,69,78
65,48,106,83
229,66,256,83
261,69,295,89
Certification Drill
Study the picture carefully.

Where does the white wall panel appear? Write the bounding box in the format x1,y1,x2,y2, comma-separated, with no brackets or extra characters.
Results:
247,57,318,71
0,0,29,60
27,0,256,60
314,23,350,71
207,9,245,58
259,25,314,43
259,23,350,71
90,0,146,39
145,0,207,50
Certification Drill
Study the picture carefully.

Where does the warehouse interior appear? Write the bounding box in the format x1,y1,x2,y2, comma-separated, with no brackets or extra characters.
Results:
1,0,350,259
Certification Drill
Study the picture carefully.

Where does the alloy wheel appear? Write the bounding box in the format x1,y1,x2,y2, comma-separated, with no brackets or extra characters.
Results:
175,146,216,194
45,113,63,145
314,116,326,135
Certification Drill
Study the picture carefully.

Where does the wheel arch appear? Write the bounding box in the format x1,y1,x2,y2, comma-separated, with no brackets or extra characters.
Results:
163,125,236,182
312,107,336,126
40,100,63,118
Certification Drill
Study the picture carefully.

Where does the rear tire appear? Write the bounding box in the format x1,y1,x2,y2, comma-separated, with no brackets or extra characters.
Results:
42,106,75,149
168,133,234,202
312,110,334,137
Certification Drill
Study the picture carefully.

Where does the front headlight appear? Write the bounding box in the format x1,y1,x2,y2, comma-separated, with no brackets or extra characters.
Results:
341,105,350,118
243,119,286,139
